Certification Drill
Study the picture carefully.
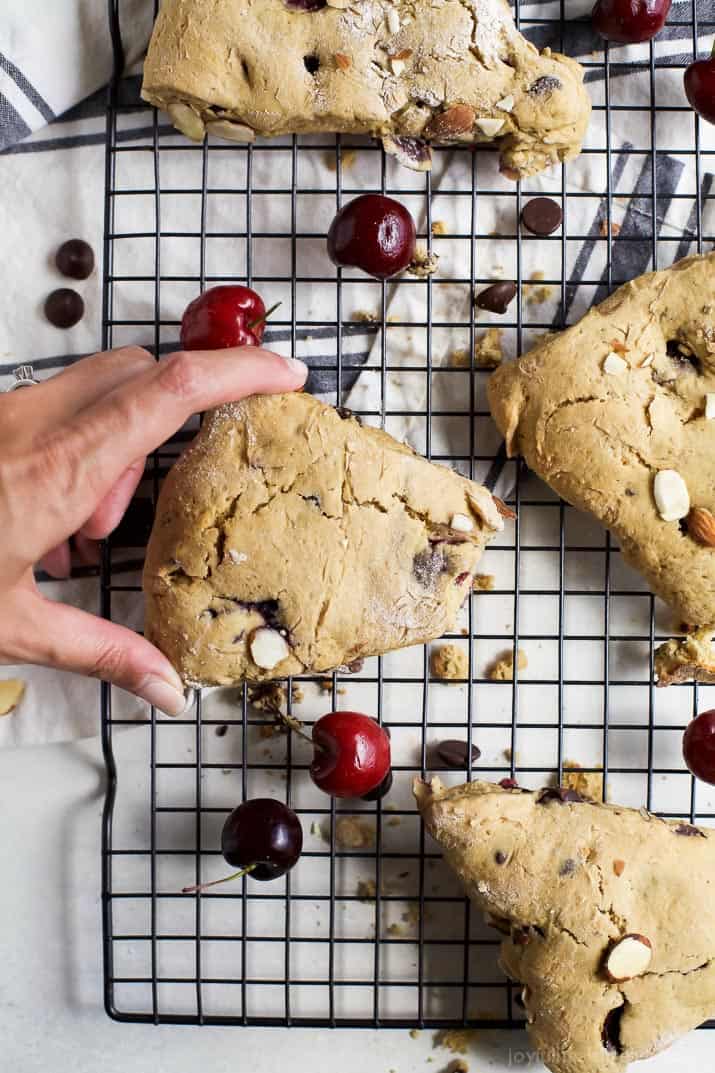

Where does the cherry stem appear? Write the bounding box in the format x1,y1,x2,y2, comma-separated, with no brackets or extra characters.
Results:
247,301,282,331
182,862,257,894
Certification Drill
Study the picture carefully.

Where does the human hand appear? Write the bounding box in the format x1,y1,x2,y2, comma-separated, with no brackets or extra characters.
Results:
0,346,307,715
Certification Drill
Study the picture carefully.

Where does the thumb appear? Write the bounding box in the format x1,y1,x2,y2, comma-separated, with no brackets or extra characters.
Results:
15,594,192,716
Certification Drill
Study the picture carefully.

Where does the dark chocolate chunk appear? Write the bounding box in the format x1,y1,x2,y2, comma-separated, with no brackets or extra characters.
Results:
44,287,84,328
336,405,362,423
383,135,432,171
602,1004,625,1055
521,197,563,237
361,768,393,801
56,238,94,280
666,339,702,373
240,598,282,630
215,724,229,737
537,786,586,805
284,0,326,9
475,281,517,315
435,739,481,768
675,822,706,838
559,858,577,876
528,75,563,98
494,850,507,865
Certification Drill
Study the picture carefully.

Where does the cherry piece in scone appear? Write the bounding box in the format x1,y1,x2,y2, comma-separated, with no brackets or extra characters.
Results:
591,0,672,44
683,709,715,785
180,284,271,350
182,799,302,892
311,711,391,798
327,194,416,279
685,48,715,125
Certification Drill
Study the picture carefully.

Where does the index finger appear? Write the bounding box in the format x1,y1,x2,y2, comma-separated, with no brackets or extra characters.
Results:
24,347,308,557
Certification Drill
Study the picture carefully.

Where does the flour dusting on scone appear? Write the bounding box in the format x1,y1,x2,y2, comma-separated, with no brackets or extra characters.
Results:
143,393,505,685
141,0,591,179
488,252,715,638
415,776,715,1073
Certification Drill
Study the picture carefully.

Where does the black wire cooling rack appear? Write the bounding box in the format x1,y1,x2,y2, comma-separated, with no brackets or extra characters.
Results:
100,0,715,1028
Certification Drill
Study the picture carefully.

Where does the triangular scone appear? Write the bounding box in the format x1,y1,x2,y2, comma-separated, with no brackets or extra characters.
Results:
141,0,590,179
143,393,505,685
415,777,715,1073
655,627,715,686
488,253,715,630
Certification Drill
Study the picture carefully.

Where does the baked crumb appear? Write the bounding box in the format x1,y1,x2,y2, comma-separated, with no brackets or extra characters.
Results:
431,220,448,236
433,1029,478,1055
409,1028,421,1039
324,148,357,171
562,758,604,802
443,1061,469,1073
407,246,439,278
387,816,401,827
488,648,528,680
310,821,325,839
599,219,622,238
431,644,468,681
318,677,347,695
357,878,377,900
352,309,379,323
523,273,554,305
473,327,504,368
387,922,406,936
401,904,420,926
248,681,303,713
335,815,376,849
473,573,495,591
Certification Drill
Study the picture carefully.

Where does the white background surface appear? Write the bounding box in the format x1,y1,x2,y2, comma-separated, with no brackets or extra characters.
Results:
1,724,710,1073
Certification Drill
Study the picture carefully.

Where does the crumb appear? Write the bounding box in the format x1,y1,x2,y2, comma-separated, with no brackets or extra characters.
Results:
442,1061,469,1073
357,878,377,900
310,821,325,839
388,922,406,936
385,802,398,811
488,648,527,681
433,1029,478,1055
352,309,379,323
449,348,470,368
335,816,375,849
562,758,604,802
431,220,448,236
388,816,401,827
431,644,468,681
215,724,229,737
318,678,347,695
0,678,25,716
292,685,304,704
259,723,278,739
409,1028,421,1039
490,263,505,278
503,747,512,761
460,627,469,636
473,573,495,591
407,246,439,278
529,270,545,282
249,681,303,714
324,148,357,171
599,219,622,238
523,282,554,306
401,904,420,926
473,327,504,368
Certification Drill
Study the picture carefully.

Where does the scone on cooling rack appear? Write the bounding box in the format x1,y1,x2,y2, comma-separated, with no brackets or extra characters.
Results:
415,776,715,1073
488,252,715,680
140,0,591,179
143,392,508,686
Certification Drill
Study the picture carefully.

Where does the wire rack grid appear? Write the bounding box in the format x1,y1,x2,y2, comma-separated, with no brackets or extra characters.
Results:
100,0,715,1029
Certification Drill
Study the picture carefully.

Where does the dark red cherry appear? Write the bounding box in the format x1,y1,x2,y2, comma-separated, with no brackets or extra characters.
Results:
327,194,416,279
592,0,672,43
684,51,715,125
683,709,715,785
311,711,391,797
180,284,269,350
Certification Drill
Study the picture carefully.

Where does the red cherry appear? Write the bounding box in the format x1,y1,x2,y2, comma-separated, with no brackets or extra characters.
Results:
591,0,672,43
180,284,268,350
683,709,715,785
327,194,416,279
685,50,715,125
311,711,391,798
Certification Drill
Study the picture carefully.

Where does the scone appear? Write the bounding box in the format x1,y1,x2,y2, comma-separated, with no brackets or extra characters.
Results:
141,0,591,178
415,776,715,1073
488,252,715,631
654,626,715,686
143,392,506,685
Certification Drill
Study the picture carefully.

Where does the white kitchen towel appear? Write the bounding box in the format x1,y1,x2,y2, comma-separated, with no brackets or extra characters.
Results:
0,0,713,746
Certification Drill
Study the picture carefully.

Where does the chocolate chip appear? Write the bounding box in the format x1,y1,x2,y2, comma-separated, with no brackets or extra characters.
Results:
475,281,517,315
215,724,229,737
435,739,481,768
675,822,706,838
536,786,586,805
56,238,95,280
44,287,84,328
336,405,362,423
528,75,562,98
521,197,562,237
495,850,507,865
602,1004,625,1055
559,858,577,876
666,339,702,373
382,135,432,171
239,598,282,630
284,0,326,9
625,488,636,497
303,54,320,74
361,769,393,801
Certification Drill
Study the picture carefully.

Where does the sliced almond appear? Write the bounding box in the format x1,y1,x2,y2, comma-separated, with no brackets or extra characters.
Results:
493,495,517,520
496,95,515,112
424,104,476,140
205,119,255,144
390,57,406,76
654,470,690,522
466,488,505,532
250,628,290,670
475,117,505,137
640,352,655,368
605,935,652,982
449,513,474,533
687,506,715,547
167,102,205,142
335,52,351,70
0,679,25,716
386,7,400,33
705,393,715,420
603,352,628,375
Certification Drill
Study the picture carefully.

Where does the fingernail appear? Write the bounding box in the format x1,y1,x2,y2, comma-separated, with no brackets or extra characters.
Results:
141,678,195,717
282,356,308,378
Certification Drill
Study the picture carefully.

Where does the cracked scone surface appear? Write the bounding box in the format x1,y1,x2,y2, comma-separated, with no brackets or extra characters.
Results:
488,252,715,628
143,393,502,685
415,777,715,1073
141,0,590,178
